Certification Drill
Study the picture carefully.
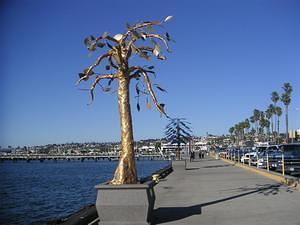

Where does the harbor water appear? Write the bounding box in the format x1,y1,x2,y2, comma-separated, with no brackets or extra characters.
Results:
0,159,170,225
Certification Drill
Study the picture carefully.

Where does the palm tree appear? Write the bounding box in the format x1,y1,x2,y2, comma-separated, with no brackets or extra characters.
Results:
77,17,173,184
259,111,265,136
253,109,260,134
240,122,245,140
267,104,275,134
249,116,255,135
234,124,239,144
271,91,279,134
229,127,235,136
165,118,192,159
281,83,293,143
265,119,271,139
244,119,250,134
275,106,282,138
249,128,256,138
228,127,235,143
265,108,272,137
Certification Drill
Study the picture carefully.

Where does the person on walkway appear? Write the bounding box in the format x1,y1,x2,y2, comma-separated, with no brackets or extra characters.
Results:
201,151,205,159
190,151,195,162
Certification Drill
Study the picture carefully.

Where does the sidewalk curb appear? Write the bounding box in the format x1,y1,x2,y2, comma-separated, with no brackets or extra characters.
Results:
221,158,300,190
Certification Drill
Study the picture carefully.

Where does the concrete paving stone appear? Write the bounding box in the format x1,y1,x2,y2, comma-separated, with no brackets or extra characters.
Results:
152,158,300,225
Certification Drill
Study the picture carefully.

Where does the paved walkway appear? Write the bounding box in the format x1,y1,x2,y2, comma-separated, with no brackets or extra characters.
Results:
152,157,300,225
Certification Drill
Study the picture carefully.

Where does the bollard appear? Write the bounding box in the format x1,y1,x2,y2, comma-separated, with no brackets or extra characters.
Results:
215,153,219,160
256,151,259,168
248,155,251,167
242,150,245,165
266,153,269,172
282,153,285,176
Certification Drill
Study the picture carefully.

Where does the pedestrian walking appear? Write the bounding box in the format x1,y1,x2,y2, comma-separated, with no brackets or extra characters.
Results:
190,151,195,162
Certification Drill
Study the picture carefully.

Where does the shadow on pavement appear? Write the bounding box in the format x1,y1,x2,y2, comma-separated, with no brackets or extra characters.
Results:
202,164,233,168
185,167,200,170
152,205,202,224
153,184,283,224
233,183,294,195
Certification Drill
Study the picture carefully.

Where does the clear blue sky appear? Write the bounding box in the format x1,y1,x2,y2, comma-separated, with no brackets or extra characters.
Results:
1,0,299,147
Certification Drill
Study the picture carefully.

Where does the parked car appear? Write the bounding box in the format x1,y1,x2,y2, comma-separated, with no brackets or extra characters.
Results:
241,152,257,164
218,150,228,158
279,144,300,152
275,144,300,175
256,145,280,169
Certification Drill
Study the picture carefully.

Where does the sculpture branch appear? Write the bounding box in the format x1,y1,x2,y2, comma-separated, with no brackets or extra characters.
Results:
89,74,118,103
146,34,170,51
137,68,166,116
123,21,161,41
129,66,154,75
77,52,112,84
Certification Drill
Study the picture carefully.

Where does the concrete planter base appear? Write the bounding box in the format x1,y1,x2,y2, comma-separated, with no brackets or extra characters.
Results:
95,181,155,225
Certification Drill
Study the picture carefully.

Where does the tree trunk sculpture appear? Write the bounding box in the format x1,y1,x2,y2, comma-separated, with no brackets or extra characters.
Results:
77,16,174,184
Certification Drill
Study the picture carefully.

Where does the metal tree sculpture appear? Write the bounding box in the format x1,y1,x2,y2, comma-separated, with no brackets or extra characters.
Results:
165,118,192,159
77,16,173,185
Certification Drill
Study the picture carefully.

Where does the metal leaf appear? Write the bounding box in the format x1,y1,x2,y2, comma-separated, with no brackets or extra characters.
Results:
155,84,167,92
107,42,114,49
146,98,151,110
90,87,95,102
108,79,114,86
114,33,123,41
127,45,132,58
126,23,132,30
152,20,161,25
141,33,147,40
137,102,140,111
164,16,173,22
132,30,140,39
159,103,165,112
78,73,85,78
103,87,111,92
88,44,96,51
83,69,94,76
135,83,140,95
157,55,166,60
166,32,171,41
146,70,155,74
146,24,154,32
89,35,95,41
84,38,90,46
139,51,150,60
97,42,105,48
153,44,160,56
102,32,109,39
